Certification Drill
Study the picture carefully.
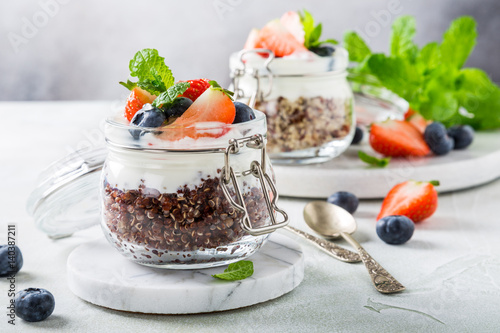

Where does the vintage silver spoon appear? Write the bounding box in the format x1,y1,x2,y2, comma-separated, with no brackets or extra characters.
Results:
303,201,405,294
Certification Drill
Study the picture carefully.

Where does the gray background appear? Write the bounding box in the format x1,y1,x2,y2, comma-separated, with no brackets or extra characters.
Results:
0,0,498,101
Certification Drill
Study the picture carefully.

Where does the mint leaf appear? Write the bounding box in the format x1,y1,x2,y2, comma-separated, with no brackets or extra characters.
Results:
358,151,390,167
128,48,174,95
300,10,338,49
343,31,371,63
152,82,190,108
119,80,137,91
209,80,234,100
212,260,254,281
440,16,477,69
309,23,322,46
390,16,418,60
416,42,439,74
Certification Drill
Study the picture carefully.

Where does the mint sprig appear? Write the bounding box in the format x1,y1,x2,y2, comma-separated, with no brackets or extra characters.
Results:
212,260,254,281
344,16,500,130
300,10,338,49
358,151,391,168
152,82,190,108
209,80,234,100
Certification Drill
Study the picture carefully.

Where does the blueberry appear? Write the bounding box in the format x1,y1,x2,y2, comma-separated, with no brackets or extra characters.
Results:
129,104,167,140
423,122,454,155
163,97,192,120
309,45,335,57
233,102,256,124
351,126,364,145
0,245,23,277
447,125,474,149
376,215,415,245
327,191,359,214
15,288,55,322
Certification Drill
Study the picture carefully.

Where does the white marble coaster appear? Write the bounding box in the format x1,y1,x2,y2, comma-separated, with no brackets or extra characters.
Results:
67,233,303,314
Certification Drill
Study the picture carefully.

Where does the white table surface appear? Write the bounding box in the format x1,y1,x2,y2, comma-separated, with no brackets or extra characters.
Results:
1,101,500,333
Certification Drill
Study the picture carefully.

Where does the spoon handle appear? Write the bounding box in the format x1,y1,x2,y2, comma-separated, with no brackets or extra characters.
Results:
284,226,361,263
340,232,405,294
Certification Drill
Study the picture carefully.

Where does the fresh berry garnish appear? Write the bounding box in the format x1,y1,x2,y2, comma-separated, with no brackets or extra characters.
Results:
279,11,305,44
15,288,55,322
163,97,192,122
309,45,335,57
0,245,23,277
377,180,439,223
244,28,260,50
376,215,415,245
327,191,359,214
351,126,364,145
124,87,156,122
129,104,167,140
447,125,474,149
160,86,236,140
369,119,430,157
424,122,454,155
256,19,308,57
178,79,210,102
233,102,256,124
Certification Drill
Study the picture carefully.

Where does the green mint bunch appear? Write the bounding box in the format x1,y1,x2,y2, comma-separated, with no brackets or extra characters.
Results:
119,48,189,108
344,16,500,130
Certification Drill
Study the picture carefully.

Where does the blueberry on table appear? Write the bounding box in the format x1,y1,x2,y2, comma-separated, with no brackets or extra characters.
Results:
327,191,359,214
376,215,415,245
129,104,167,140
163,97,192,120
15,288,55,322
447,125,474,149
351,126,364,145
0,245,23,277
233,102,256,124
423,122,454,155
309,45,335,57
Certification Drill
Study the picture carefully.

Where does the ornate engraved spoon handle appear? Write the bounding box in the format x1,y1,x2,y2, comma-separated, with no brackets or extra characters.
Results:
284,226,361,263
340,232,405,294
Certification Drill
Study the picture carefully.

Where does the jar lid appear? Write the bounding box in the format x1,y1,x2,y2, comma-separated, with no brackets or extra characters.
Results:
26,146,107,238
229,47,349,76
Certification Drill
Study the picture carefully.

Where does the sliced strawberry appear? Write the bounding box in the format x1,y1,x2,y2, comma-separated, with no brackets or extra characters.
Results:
256,19,307,57
280,11,305,44
159,87,235,140
406,112,429,134
178,79,211,102
377,180,439,222
244,28,260,49
404,107,416,120
124,87,155,121
369,119,431,157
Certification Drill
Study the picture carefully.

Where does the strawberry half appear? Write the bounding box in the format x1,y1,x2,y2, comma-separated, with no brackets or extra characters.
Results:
256,19,307,57
244,28,260,49
377,180,439,222
124,87,156,121
369,119,431,157
178,79,211,102
280,11,305,44
406,112,429,134
159,87,235,140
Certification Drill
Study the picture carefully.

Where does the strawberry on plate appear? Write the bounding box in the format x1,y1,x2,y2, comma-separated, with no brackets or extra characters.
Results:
124,87,156,121
377,180,439,222
404,108,430,134
256,19,307,57
369,119,431,157
160,86,235,140
178,79,211,102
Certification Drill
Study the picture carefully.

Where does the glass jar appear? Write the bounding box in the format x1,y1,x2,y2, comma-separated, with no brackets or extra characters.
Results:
101,110,288,269
230,48,355,164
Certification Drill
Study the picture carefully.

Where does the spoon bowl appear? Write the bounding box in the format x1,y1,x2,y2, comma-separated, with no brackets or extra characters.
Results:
303,201,405,294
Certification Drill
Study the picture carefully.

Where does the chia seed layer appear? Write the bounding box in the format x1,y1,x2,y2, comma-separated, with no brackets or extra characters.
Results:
102,175,270,261
255,95,352,153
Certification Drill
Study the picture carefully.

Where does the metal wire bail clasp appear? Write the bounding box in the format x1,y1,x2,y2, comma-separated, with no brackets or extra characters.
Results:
220,134,288,236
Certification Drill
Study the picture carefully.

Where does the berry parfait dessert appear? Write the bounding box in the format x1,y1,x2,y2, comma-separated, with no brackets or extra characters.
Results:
102,49,288,269
230,10,355,164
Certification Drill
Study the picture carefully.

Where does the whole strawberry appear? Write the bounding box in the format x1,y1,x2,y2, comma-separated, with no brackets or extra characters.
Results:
178,79,211,102
377,180,439,222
